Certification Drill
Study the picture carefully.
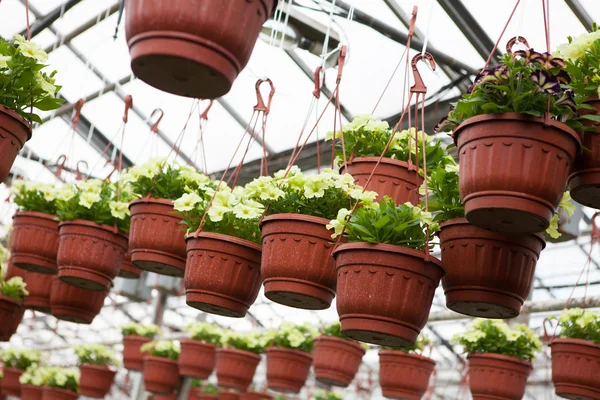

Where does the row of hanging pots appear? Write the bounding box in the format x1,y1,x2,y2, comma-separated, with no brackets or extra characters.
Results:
186,389,273,400
19,386,77,400
550,338,600,400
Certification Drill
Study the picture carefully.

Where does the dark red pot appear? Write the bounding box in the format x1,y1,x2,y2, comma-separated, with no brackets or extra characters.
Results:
312,336,365,387
455,113,581,234
125,0,275,99
220,390,241,400
379,351,435,400
467,353,532,400
216,348,261,391
50,276,107,324
240,392,273,400
57,220,127,291
123,335,153,371
266,347,312,393
185,232,261,318
0,295,24,342
260,214,336,310
23,270,53,314
143,356,180,394
334,242,444,347
79,364,116,398
439,218,545,318
0,105,30,183
20,384,43,400
129,198,186,277
5,258,26,279
2,367,24,396
551,338,600,400
179,339,216,378
148,393,176,400
118,245,143,279
188,389,219,400
11,211,59,274
41,387,78,400
340,157,422,205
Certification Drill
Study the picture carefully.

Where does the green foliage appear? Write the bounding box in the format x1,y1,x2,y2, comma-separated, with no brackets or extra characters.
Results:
382,335,431,354
201,383,219,394
0,35,63,122
264,322,318,353
45,367,79,393
220,331,269,355
552,308,600,343
140,340,180,361
0,349,41,370
556,26,600,98
1,276,29,300
452,319,542,361
422,165,463,223
183,322,222,346
19,365,54,386
313,390,343,400
73,344,119,367
321,322,347,339
121,322,160,338
11,181,59,214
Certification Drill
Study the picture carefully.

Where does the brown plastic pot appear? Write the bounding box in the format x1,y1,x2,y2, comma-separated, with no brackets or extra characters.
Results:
334,242,444,347
216,348,261,391
454,113,581,234
143,356,180,394
0,295,24,342
379,350,435,400
240,392,273,400
2,367,24,396
220,390,241,400
20,384,43,400
189,389,219,400
148,393,176,400
340,157,423,205
439,218,545,318
23,270,53,314
57,220,128,291
260,214,336,310
50,276,107,324
123,335,154,370
129,198,186,277
79,364,116,398
551,338,600,400
125,0,275,99
118,247,143,279
41,387,78,400
0,105,30,183
11,211,59,274
467,353,532,400
312,336,365,387
179,339,216,378
266,347,312,393
185,232,261,318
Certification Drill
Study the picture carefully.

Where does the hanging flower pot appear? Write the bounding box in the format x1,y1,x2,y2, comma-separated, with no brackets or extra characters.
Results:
179,339,216,379
50,276,107,324
439,217,545,318
260,214,337,310
124,0,276,99
129,198,187,277
184,232,262,318
220,390,241,400
0,295,24,342
240,391,273,400
265,347,312,393
334,243,444,347
123,335,154,371
23,271,53,314
1,367,24,396
20,384,43,400
118,248,143,279
143,356,180,394
41,387,78,400
189,388,219,400
216,348,261,391
79,364,116,398
11,211,59,274
0,106,30,183
379,350,435,400
551,338,600,399
467,353,532,399
312,335,365,387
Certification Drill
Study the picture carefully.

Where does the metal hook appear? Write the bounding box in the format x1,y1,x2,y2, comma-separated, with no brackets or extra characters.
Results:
199,100,214,120
149,108,164,133
71,99,85,129
336,45,348,84
123,95,133,123
411,52,436,94
591,212,600,244
313,66,323,99
76,160,88,181
54,155,67,178
254,78,276,114
506,36,530,54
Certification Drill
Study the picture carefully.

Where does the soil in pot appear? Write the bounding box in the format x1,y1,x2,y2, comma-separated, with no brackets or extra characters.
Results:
123,335,153,371
20,384,43,400
50,276,107,324
266,347,312,393
143,356,180,394
1,367,24,396
216,348,261,391
260,214,337,310
11,211,59,274
551,338,600,400
0,295,24,342
185,232,261,318
379,350,435,400
334,243,444,347
79,364,116,398
467,353,532,400
455,113,581,234
0,105,30,183
41,387,78,400
129,198,187,277
23,270,53,314
439,218,545,318
178,339,216,378
312,336,365,387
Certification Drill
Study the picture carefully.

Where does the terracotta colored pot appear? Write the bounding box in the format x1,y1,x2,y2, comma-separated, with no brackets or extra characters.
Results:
125,0,275,99
379,351,435,400
0,105,30,183
454,113,580,234
11,211,59,273
240,392,273,400
20,384,43,400
0,295,24,341
57,220,127,291
5,258,26,279
185,232,261,318
148,393,176,400
334,242,444,347
143,356,180,394
179,339,216,378
2,367,24,396
220,390,241,400
189,389,219,400
551,338,600,400
312,336,365,387
50,276,107,324
118,248,143,279
216,348,261,391
129,198,187,277
569,96,600,208
340,157,423,205
266,347,312,393
260,214,336,310
41,387,78,400
23,270,53,313
467,353,532,400
123,335,153,370
439,218,545,318
79,364,116,398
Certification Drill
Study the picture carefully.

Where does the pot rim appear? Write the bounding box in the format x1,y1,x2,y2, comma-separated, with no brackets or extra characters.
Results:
123,334,154,341
79,363,117,372
13,211,59,221
378,350,436,365
0,105,32,139
130,197,175,207
42,386,78,395
180,338,218,348
266,346,313,359
216,347,262,360
184,231,261,252
58,219,127,239
341,156,419,170
0,294,22,306
549,337,600,349
314,335,366,353
143,355,179,365
261,213,330,227
466,352,533,368
21,384,43,390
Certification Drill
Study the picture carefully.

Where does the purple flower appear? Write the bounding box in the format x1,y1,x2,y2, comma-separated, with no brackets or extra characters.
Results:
555,89,577,113
514,49,544,64
529,70,560,94
556,70,571,85
538,52,566,69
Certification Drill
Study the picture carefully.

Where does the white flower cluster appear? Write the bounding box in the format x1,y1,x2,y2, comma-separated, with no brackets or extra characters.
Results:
558,308,599,328
54,179,130,220
120,157,210,187
263,322,319,350
556,30,600,61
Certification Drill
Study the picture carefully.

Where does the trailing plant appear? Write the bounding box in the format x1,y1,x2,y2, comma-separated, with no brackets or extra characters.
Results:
0,349,41,370
0,35,63,122
73,344,120,367
183,322,223,346
10,180,59,215
552,308,600,343
140,340,180,361
19,365,53,386
121,322,160,338
220,331,270,355
382,335,431,354
46,367,79,393
313,391,343,400
264,322,318,353
328,197,437,250
0,276,29,301
452,319,542,361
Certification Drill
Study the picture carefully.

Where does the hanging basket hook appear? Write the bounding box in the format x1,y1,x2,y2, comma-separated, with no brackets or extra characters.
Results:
149,108,164,133
123,95,133,123
71,99,85,129
411,52,436,94
591,212,600,244
76,160,88,181
506,36,530,54
54,154,67,178
254,78,276,115
199,100,214,120
313,66,323,99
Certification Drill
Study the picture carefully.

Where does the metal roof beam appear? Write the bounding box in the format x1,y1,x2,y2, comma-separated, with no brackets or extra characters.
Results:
18,0,83,39
565,0,594,31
